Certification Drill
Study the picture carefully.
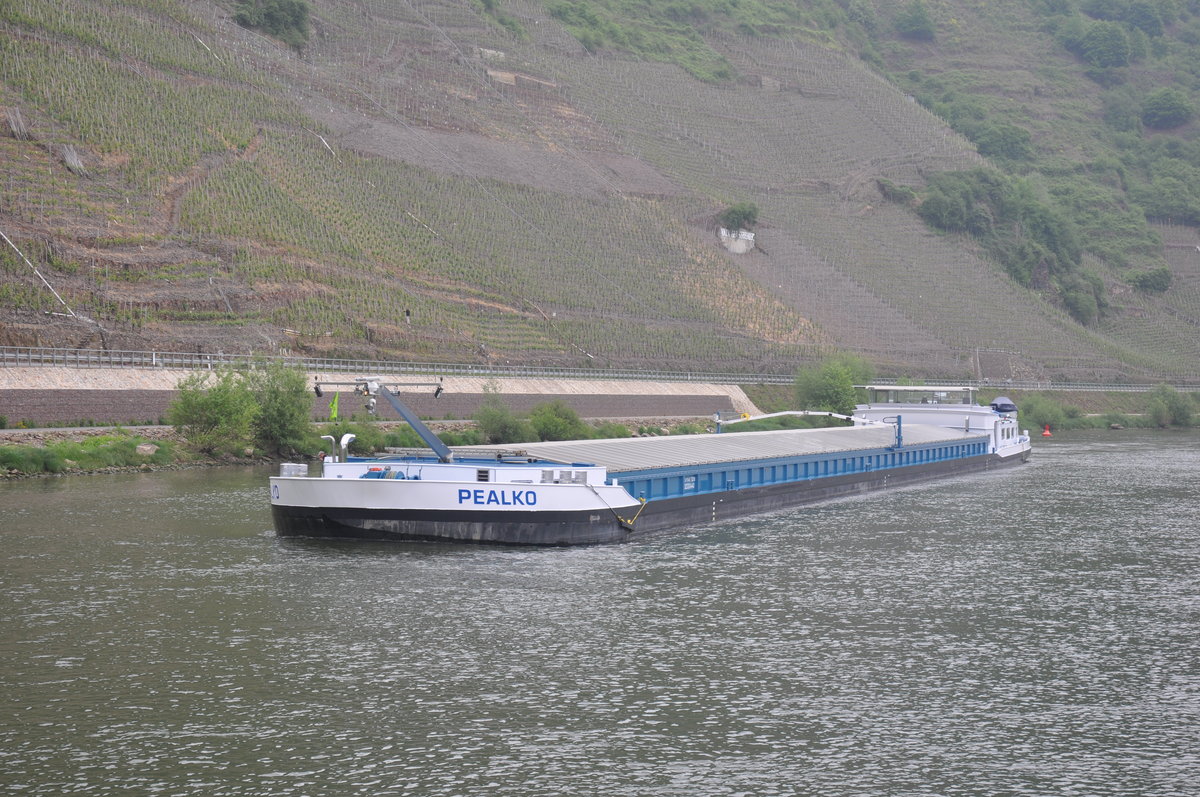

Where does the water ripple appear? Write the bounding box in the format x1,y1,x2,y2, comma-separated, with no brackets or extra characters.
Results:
2,436,1198,795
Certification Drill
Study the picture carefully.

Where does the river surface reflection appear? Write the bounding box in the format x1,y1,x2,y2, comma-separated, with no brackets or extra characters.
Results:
1,432,1198,795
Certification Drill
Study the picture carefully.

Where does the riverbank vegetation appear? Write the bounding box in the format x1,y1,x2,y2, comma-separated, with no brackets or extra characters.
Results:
741,380,1199,435
164,366,667,460
0,432,176,476
318,397,651,456
1001,384,1197,431
167,361,314,456
5,363,1196,477
739,358,1200,434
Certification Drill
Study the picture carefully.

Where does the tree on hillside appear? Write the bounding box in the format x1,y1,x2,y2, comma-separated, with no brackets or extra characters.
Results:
718,202,759,231
1078,21,1131,68
234,0,311,51
1060,272,1104,326
971,121,1033,161
1081,0,1126,22
916,191,968,232
916,168,1090,315
1141,87,1194,129
1129,266,1172,292
847,0,878,32
1125,1,1165,37
1129,174,1200,224
895,0,935,41
1101,87,1143,131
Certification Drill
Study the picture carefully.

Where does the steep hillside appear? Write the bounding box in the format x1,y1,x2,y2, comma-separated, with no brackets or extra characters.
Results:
1,0,1198,381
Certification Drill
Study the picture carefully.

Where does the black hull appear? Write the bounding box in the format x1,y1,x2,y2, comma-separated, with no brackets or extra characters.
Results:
272,504,627,546
272,451,1027,546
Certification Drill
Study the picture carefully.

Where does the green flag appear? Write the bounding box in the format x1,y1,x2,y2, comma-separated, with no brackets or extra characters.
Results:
329,390,339,420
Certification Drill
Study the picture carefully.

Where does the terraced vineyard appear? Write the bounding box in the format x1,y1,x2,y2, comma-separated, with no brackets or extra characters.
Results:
1,0,1199,380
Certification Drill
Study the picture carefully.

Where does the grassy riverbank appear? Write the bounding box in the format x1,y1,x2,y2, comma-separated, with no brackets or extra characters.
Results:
4,382,1195,478
0,416,687,478
743,383,1197,431
0,431,179,477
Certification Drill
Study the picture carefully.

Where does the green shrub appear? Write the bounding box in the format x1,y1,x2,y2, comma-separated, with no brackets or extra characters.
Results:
877,179,917,205
234,0,311,51
669,423,706,435
718,202,759,231
895,0,935,40
168,363,314,456
1062,281,1100,326
1016,394,1068,431
795,354,873,415
316,421,386,456
592,422,631,438
848,0,877,31
530,400,591,441
477,0,526,38
1141,87,1194,129
1129,266,1172,292
1101,88,1143,131
1128,174,1200,223
1125,1,1165,37
1147,384,1194,427
247,362,313,455
917,168,1097,318
473,388,539,444
382,426,426,449
0,446,52,474
1078,20,1131,68
970,121,1033,161
438,428,485,446
167,368,259,455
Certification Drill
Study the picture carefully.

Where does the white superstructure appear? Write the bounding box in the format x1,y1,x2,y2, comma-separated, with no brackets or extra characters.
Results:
853,385,1031,461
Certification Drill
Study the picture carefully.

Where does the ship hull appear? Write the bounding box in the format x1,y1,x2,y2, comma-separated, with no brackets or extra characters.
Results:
271,503,628,546
271,448,1027,546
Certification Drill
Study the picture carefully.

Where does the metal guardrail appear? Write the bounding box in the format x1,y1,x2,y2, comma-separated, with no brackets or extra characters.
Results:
1,346,1197,392
0,346,796,385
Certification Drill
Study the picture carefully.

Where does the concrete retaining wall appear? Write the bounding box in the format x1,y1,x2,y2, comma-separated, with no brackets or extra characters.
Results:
0,368,757,426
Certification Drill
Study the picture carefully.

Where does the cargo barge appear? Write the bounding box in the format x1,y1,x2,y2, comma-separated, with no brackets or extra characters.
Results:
270,381,1030,545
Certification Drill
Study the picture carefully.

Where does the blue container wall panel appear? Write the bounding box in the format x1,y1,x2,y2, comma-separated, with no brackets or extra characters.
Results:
615,440,989,503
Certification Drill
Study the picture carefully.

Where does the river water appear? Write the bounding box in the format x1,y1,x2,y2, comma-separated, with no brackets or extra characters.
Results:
1,431,1197,796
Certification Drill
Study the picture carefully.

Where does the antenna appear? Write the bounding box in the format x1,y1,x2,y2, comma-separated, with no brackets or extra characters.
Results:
313,377,452,462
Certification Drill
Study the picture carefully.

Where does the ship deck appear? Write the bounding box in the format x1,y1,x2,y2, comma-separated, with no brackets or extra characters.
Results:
448,423,983,475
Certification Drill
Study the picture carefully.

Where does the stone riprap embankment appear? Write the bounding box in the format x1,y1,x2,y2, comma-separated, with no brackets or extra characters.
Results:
0,367,759,427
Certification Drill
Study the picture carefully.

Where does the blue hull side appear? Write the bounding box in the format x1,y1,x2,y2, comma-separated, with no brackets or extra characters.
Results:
629,450,1024,534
